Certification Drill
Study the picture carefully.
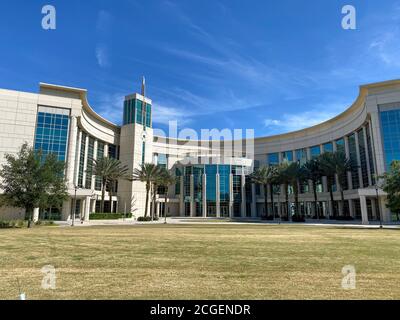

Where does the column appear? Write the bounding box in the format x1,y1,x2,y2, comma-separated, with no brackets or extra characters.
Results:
104,143,109,158
251,184,257,218
379,196,391,223
362,127,373,186
91,139,98,190
84,196,91,222
202,174,207,217
360,195,369,225
216,173,221,218
61,200,71,221
33,208,40,223
229,173,234,218
66,116,78,189
190,174,195,217
369,114,386,176
349,199,355,218
354,133,364,188
82,135,89,187
241,174,246,218
91,198,96,214
74,130,82,187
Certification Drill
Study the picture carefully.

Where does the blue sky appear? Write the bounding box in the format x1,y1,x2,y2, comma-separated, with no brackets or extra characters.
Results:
1,0,400,137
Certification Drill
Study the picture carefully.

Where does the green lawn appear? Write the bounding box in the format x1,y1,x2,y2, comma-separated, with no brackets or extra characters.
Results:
0,224,399,300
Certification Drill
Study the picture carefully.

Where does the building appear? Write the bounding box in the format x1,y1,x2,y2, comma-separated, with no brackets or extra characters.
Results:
0,79,400,224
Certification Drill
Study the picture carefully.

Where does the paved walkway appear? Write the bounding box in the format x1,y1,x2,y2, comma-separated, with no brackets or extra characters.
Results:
56,217,400,230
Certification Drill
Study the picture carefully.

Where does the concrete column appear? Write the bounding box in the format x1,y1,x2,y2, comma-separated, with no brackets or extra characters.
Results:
33,208,40,223
370,113,386,176
66,116,78,189
61,200,71,221
190,175,195,217
379,196,391,223
241,175,246,218
84,196,91,222
251,184,257,218
360,195,369,225
74,130,82,187
229,173,234,218
82,135,89,187
349,199,355,218
202,174,207,217
104,144,109,158
91,139,98,190
344,136,353,190
362,126,373,186
216,174,221,218
354,133,364,188
91,198,96,214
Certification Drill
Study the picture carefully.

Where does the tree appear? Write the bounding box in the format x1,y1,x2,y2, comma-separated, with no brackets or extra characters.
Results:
131,163,161,218
319,152,354,217
92,157,128,213
284,162,306,220
250,166,277,218
106,160,129,213
0,143,68,227
381,161,400,220
318,153,338,218
275,162,291,221
303,159,323,219
157,168,177,224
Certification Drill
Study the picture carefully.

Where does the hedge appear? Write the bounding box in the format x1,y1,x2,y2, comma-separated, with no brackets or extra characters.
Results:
0,220,55,229
89,213,133,220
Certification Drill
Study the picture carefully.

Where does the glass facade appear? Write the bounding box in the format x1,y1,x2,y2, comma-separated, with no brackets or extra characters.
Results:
323,143,333,153
380,108,400,170
85,137,95,189
78,132,87,187
95,141,105,191
282,151,293,163
34,107,70,162
348,134,360,189
310,146,321,159
296,149,308,165
268,153,279,166
206,165,217,217
157,154,168,168
123,98,152,128
357,129,369,187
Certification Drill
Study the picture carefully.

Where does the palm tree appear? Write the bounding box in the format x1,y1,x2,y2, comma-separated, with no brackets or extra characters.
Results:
276,162,291,221
107,161,129,213
157,168,177,224
303,158,323,219
131,163,161,218
284,162,306,220
325,152,354,217
250,166,277,218
92,157,128,213
318,153,338,218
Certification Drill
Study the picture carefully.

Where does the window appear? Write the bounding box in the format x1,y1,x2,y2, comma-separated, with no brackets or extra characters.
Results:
380,108,400,171
157,154,168,168
348,134,360,189
268,153,279,166
85,137,95,189
323,143,333,153
78,132,87,188
34,107,70,162
282,151,293,163
95,141,105,191
296,149,308,165
310,146,321,159
123,98,152,128
358,129,369,187
219,165,230,202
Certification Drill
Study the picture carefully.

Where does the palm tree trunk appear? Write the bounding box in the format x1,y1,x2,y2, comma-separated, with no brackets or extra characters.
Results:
284,184,290,221
109,182,114,213
164,190,168,224
263,184,268,218
329,181,335,219
101,179,106,213
294,183,299,219
144,183,150,218
312,180,319,220
153,184,158,220
269,184,274,219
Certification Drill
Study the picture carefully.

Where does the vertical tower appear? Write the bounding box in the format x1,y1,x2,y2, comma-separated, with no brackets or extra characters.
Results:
118,77,153,217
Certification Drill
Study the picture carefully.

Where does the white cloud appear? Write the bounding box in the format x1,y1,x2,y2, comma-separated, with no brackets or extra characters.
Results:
152,103,192,126
95,44,110,68
96,92,125,124
263,103,348,135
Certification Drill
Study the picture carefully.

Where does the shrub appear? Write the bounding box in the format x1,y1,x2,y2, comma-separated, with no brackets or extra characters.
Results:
292,216,306,223
0,220,28,229
89,213,133,220
137,216,159,222
35,220,56,226
261,215,275,221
